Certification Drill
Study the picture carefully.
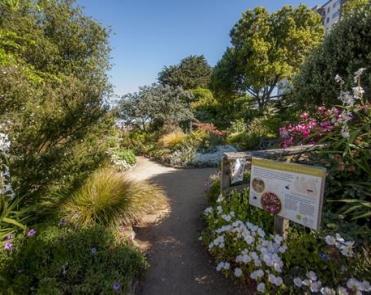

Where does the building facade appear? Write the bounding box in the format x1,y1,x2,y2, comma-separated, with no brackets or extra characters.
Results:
314,0,347,33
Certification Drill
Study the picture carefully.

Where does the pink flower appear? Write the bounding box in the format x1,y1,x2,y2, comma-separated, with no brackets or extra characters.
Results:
4,241,13,251
27,229,37,237
300,112,309,120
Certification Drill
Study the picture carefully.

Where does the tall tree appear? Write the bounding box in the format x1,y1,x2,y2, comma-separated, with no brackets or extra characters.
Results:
211,5,324,110
119,84,194,132
158,55,212,90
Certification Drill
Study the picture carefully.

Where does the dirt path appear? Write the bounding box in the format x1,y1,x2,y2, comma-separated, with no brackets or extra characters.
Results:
130,157,244,295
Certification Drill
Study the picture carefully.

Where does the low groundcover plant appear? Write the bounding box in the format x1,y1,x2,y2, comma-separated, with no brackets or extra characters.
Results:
201,190,370,294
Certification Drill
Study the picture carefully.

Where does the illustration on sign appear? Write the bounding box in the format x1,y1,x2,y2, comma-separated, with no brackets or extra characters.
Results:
249,157,326,230
231,158,246,185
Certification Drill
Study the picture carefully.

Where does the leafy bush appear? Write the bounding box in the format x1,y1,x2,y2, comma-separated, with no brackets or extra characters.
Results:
119,84,194,133
0,0,113,210
0,225,147,294
227,107,280,150
281,69,370,222
0,197,28,241
110,149,136,172
158,131,187,149
62,168,168,227
292,3,371,108
202,189,371,294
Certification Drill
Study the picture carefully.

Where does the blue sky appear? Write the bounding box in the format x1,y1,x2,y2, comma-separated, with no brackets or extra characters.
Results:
77,0,320,96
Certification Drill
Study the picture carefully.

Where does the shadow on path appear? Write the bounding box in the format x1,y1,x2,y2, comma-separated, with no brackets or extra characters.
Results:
133,158,245,295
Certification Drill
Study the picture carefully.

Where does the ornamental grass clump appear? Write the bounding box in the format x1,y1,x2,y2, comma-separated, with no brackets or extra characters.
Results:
62,168,168,227
158,131,187,149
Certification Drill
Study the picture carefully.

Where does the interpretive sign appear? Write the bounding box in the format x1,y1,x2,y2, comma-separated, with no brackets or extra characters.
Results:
249,157,326,230
231,158,247,185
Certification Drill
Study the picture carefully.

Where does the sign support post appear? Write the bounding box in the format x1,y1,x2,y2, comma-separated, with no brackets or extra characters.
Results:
274,216,289,239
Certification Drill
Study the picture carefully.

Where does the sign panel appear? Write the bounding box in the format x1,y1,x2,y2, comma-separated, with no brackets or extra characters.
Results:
231,158,247,185
249,157,326,230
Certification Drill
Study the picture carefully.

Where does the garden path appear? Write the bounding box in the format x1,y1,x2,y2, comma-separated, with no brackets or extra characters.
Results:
129,157,245,295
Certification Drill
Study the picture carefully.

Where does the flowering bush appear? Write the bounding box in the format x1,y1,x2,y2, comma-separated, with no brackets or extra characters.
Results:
201,189,371,294
280,69,368,148
280,69,370,221
0,225,147,294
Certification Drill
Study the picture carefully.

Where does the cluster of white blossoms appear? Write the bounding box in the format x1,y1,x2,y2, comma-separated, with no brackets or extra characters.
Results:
206,195,287,293
335,68,366,139
0,131,14,198
294,272,371,295
324,234,354,257
110,152,134,171
204,193,370,294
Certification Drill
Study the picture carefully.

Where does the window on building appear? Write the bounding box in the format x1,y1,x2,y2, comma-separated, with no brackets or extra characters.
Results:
332,11,340,19
333,0,338,8
326,17,330,23
327,7,330,13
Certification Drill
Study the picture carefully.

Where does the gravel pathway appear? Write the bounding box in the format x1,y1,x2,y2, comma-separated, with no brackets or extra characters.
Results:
130,157,245,295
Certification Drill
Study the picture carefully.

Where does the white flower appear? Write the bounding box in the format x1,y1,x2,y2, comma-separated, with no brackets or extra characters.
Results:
274,235,283,244
336,233,345,243
347,278,358,290
321,287,336,295
278,245,287,253
257,283,265,293
352,86,365,99
216,262,224,272
234,267,243,277
244,234,254,245
341,125,350,139
335,74,344,84
337,286,349,295
216,194,224,203
354,68,366,82
250,269,264,280
204,207,213,215
223,262,230,270
325,235,336,246
338,91,355,106
310,281,322,293
257,228,265,238
361,280,371,292
306,271,317,281
340,242,354,257
268,274,283,286
293,277,303,288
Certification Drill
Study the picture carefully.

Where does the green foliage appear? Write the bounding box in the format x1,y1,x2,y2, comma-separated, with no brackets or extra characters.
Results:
292,3,371,107
202,188,371,293
119,84,194,132
191,88,220,123
115,149,136,166
0,0,113,212
0,197,27,240
227,107,281,150
212,5,324,110
62,168,168,227
158,55,212,90
0,225,147,294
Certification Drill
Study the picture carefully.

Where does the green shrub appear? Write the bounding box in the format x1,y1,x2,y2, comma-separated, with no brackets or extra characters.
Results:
0,0,113,211
115,149,136,166
227,107,280,150
0,197,28,240
292,3,371,108
0,225,147,294
62,168,168,227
